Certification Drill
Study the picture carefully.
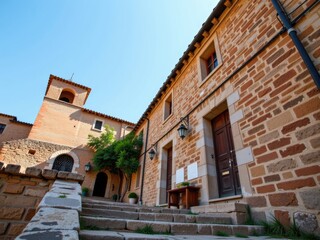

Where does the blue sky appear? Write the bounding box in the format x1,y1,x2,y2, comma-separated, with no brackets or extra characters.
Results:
0,0,218,124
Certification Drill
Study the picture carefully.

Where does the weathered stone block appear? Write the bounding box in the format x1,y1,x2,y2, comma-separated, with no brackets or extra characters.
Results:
38,191,82,212
7,223,26,236
173,214,186,223
277,178,316,190
300,188,320,210
5,164,21,174
16,230,78,240
294,211,318,233
25,167,42,177
0,207,25,220
274,210,290,227
300,151,320,165
197,224,212,235
211,225,233,235
0,222,8,235
42,169,58,179
139,213,155,221
24,187,48,197
4,183,25,194
269,192,298,206
127,221,169,233
24,208,36,221
246,196,267,208
296,123,320,140
171,223,198,234
23,208,79,232
267,158,296,173
4,195,36,207
155,213,173,222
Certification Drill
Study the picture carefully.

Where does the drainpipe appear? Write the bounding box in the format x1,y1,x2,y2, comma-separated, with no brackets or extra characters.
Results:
271,0,320,89
139,117,150,205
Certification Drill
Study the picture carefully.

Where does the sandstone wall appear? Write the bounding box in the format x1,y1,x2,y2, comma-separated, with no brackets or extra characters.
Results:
0,162,84,239
135,0,320,233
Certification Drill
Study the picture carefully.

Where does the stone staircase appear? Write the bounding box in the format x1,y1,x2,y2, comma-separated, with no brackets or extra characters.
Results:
79,198,265,240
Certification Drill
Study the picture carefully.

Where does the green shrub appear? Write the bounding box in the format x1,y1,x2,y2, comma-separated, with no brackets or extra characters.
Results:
128,192,138,198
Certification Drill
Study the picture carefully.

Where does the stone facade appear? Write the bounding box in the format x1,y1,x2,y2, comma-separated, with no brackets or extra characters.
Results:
133,0,320,235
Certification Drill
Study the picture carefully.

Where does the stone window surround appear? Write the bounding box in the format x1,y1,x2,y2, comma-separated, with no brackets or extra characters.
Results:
197,32,223,86
92,118,104,132
46,150,80,173
163,90,174,123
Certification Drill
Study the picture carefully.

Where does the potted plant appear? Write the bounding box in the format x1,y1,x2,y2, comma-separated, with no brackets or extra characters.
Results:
176,181,190,188
82,187,89,197
128,192,138,204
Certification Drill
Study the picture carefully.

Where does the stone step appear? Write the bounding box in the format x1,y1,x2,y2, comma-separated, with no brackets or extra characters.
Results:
82,202,191,214
80,216,264,236
82,207,232,224
80,230,276,240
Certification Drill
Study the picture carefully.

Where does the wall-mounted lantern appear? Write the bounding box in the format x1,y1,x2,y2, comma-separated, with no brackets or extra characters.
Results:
148,143,158,160
84,162,92,172
177,116,189,139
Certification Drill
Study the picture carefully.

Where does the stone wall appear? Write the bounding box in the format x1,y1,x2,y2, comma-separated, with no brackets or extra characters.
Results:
134,0,320,235
0,162,84,239
0,138,72,172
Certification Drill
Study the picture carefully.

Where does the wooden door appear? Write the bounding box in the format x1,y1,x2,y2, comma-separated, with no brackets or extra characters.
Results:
166,147,173,202
212,110,241,197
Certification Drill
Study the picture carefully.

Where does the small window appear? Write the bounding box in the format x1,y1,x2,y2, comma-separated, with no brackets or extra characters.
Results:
93,120,104,131
0,124,6,134
164,93,173,120
198,33,221,82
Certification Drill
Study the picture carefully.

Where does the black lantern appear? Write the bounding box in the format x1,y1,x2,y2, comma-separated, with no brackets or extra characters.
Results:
148,148,156,160
84,162,92,172
177,116,189,139
177,123,188,139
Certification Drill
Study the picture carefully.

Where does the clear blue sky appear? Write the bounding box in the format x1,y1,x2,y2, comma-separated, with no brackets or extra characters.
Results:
0,0,218,124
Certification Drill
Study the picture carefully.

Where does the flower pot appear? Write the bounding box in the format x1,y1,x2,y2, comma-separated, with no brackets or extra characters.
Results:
129,198,137,204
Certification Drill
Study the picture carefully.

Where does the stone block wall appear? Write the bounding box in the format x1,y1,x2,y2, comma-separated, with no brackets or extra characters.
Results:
134,0,320,234
0,162,84,239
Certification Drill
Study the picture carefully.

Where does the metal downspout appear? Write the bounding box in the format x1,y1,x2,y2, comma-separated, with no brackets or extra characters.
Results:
271,0,320,89
139,117,150,205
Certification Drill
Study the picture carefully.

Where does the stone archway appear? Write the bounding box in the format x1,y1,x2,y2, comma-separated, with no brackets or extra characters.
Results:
52,154,74,172
47,150,80,173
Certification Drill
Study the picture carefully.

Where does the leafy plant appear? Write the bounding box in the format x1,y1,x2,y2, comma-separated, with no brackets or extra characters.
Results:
215,231,229,236
87,126,143,202
176,181,190,188
235,233,248,238
112,194,118,201
244,205,255,225
128,192,138,198
135,225,155,234
58,194,67,198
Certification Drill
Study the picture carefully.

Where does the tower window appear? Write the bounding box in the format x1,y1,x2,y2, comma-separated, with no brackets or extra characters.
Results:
59,90,75,103
0,124,6,134
164,93,173,120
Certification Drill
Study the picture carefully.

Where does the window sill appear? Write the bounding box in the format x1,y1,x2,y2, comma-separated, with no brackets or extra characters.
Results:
163,113,173,125
91,128,103,132
198,62,223,88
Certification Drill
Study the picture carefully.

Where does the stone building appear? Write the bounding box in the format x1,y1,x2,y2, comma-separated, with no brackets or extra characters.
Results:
132,0,320,233
0,74,134,198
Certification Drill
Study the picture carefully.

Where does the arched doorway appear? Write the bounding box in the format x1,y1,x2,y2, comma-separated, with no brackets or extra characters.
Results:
93,172,108,197
52,154,74,172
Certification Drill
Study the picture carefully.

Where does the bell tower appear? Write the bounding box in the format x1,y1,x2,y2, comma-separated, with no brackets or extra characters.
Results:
44,74,91,107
